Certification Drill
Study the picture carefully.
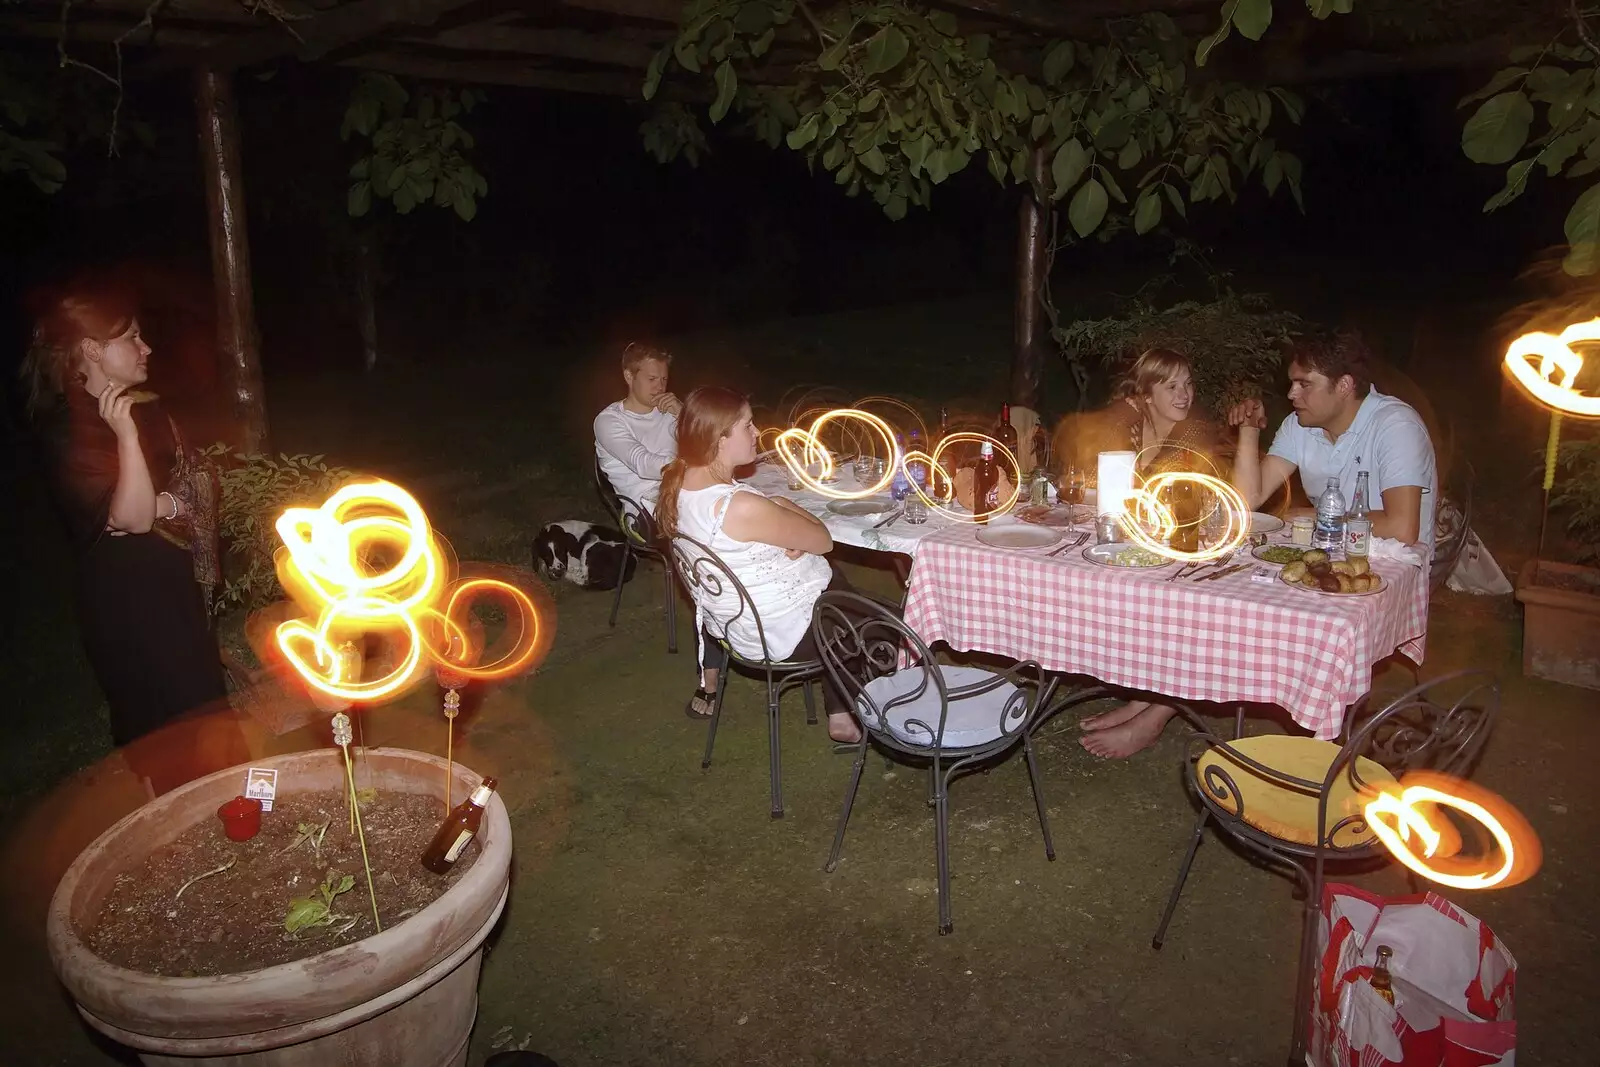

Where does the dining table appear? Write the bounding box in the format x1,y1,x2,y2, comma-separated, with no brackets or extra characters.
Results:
896,523,1430,741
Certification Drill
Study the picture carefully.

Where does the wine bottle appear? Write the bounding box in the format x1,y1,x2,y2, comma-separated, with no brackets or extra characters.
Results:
996,402,1018,457
421,776,496,874
973,441,998,524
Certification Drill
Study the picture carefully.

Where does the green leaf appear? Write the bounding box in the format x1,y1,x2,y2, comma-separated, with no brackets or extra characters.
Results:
1263,154,1283,195
1067,177,1109,237
751,26,776,57
734,1,773,34
1117,140,1143,170
859,146,887,175
1564,181,1600,274
1051,138,1088,200
818,38,850,72
1042,41,1075,85
1568,158,1600,178
643,48,666,101
1484,158,1536,211
284,898,330,933
885,193,908,221
1126,85,1150,114
986,150,1007,184
710,61,737,124
859,89,882,113
453,192,477,221
1196,18,1231,67
1461,91,1534,164
1231,0,1272,41
786,113,819,150
1134,189,1162,234
1269,87,1305,124
1099,165,1127,203
347,182,372,217
1163,182,1187,218
673,36,701,74
864,26,909,76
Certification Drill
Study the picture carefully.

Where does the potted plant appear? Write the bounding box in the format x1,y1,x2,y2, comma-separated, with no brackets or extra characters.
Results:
1516,432,1600,689
46,747,510,1067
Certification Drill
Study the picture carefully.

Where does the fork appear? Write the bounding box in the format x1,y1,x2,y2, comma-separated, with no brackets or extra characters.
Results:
1166,562,1200,582
1045,531,1090,557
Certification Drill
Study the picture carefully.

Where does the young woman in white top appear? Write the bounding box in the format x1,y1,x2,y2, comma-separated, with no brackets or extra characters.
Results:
655,386,865,744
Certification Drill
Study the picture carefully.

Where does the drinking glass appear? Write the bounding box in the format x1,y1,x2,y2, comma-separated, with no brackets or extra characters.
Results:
1061,466,1086,507
903,494,928,525
853,454,875,484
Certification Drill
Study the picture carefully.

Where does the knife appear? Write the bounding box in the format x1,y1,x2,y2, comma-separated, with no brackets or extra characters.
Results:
871,508,903,529
1194,562,1251,582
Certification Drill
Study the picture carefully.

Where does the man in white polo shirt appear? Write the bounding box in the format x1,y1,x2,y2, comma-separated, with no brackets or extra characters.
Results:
594,343,681,514
1230,332,1436,547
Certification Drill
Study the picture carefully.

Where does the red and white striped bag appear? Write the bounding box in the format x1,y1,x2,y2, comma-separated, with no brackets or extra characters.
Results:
1308,883,1516,1067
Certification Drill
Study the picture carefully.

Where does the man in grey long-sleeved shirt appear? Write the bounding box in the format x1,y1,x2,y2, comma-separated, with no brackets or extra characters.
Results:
594,343,681,513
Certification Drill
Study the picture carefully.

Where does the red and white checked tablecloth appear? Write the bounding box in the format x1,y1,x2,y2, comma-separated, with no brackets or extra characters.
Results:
900,528,1429,740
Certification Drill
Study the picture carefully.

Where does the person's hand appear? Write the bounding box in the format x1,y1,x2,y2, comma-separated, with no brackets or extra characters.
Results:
1226,397,1268,431
783,547,806,560
655,392,683,417
97,383,139,441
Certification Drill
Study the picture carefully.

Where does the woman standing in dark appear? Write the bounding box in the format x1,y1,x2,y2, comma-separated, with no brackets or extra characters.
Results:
22,281,234,787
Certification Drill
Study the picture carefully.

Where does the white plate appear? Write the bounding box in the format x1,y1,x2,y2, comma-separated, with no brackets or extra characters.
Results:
1081,543,1172,568
1281,573,1387,597
975,525,1063,549
1249,512,1285,535
827,499,891,517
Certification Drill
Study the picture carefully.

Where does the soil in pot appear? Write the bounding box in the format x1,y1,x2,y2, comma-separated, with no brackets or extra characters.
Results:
1530,564,1600,595
86,788,480,977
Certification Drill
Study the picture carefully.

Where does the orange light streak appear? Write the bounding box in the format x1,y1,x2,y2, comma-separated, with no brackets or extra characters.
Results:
1363,772,1541,891
1504,320,1600,418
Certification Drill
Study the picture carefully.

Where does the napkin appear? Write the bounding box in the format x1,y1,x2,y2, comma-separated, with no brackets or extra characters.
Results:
1368,537,1424,566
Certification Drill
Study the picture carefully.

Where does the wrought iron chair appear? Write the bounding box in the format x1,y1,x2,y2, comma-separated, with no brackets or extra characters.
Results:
669,532,822,819
812,590,1103,935
1150,670,1500,1066
593,460,677,654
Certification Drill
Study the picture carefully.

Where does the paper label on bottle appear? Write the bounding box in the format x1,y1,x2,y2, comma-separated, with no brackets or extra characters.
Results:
444,829,475,863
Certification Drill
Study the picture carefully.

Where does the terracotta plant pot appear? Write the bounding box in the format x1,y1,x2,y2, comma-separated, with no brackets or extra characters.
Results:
1515,558,1600,690
47,748,511,1067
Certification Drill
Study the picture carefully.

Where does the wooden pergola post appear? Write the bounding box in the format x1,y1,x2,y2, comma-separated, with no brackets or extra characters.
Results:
1011,145,1050,412
195,67,269,452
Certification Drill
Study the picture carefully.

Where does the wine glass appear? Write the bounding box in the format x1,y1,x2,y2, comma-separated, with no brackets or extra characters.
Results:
1062,466,1086,507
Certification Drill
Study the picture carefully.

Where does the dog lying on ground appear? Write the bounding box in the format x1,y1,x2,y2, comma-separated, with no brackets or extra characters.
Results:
532,521,637,590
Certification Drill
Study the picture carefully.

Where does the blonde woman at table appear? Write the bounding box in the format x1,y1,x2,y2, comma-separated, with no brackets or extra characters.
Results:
657,386,875,744
1076,349,1222,759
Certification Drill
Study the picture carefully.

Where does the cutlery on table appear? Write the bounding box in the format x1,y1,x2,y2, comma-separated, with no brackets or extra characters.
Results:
1195,562,1251,582
1045,532,1090,557
1166,562,1200,582
871,508,903,529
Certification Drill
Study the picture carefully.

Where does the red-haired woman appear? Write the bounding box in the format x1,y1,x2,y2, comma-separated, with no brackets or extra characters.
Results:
21,280,233,786
656,386,866,744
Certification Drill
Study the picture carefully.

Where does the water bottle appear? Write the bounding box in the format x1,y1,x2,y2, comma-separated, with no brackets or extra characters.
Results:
890,436,911,501
1312,477,1347,552
1345,470,1372,557
905,427,927,490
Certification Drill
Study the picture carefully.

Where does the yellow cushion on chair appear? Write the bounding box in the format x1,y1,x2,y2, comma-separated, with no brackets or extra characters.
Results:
1193,736,1398,848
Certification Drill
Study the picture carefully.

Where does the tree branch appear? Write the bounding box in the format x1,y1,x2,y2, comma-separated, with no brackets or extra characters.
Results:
1572,0,1600,61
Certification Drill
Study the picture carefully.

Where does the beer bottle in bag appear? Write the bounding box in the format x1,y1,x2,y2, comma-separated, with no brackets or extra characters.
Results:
1369,944,1397,1005
421,777,497,874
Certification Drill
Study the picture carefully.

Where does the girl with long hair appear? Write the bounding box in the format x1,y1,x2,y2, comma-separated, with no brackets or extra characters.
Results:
658,386,865,744
21,276,236,789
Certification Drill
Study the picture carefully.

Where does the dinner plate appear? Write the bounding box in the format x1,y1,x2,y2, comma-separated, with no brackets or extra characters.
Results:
1280,573,1387,597
975,525,1063,549
1016,504,1082,528
827,499,891,517
1252,544,1307,566
1249,512,1285,535
1081,543,1172,568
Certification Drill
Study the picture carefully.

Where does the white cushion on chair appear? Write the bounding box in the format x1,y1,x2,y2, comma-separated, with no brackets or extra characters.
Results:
858,665,1026,749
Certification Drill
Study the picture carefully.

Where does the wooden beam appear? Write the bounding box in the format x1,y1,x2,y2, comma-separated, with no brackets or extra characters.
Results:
144,0,491,74
556,0,684,21
934,0,1215,34
400,23,660,67
342,50,655,95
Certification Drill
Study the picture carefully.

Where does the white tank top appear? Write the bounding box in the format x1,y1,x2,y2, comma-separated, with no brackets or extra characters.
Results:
675,482,831,664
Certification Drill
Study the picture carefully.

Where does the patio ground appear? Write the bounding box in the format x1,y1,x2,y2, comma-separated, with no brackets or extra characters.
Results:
2,296,1596,1065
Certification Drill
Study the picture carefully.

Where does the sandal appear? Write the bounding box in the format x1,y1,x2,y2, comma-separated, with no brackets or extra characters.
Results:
684,687,719,720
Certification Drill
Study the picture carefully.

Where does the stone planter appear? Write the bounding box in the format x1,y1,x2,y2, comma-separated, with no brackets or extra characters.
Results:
47,748,511,1067
1515,558,1600,690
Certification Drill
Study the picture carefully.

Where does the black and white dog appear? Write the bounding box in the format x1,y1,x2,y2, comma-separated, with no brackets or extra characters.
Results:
532,521,637,590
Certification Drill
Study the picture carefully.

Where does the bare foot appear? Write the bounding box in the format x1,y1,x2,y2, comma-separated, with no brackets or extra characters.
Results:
1079,704,1177,758
1081,700,1150,732
827,711,863,744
